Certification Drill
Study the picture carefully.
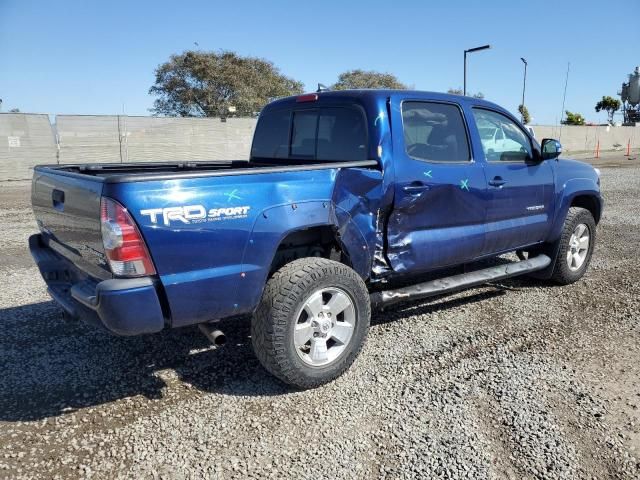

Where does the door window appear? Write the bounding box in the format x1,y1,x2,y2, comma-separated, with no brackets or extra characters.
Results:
472,109,532,162
401,101,470,162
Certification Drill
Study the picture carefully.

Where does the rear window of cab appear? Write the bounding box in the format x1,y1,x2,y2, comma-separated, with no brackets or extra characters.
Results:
250,106,368,162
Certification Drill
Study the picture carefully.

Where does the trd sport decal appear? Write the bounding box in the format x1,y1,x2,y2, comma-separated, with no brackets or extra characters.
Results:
140,205,251,226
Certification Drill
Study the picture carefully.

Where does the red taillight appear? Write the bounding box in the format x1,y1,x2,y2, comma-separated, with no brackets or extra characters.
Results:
296,93,318,103
100,197,156,277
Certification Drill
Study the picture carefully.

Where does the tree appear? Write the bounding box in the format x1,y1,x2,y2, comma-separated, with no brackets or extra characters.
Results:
447,87,484,98
332,70,408,90
594,95,621,125
518,104,531,124
149,50,304,117
562,111,585,125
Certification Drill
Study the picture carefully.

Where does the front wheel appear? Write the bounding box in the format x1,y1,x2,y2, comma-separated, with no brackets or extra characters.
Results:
550,207,597,285
251,258,371,389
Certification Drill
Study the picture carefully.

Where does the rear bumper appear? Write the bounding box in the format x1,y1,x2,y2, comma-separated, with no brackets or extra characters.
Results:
29,234,166,336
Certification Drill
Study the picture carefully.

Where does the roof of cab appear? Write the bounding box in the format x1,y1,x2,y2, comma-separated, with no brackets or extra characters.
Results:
264,89,506,113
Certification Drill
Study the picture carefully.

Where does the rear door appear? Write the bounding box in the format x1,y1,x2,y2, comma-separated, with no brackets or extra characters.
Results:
387,97,488,273
470,108,555,253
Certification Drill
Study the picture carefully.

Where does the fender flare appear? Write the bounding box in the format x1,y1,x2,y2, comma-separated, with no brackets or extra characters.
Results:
547,178,602,244
533,177,602,280
235,201,372,313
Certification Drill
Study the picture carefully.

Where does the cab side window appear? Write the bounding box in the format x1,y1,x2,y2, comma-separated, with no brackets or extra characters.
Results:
402,102,470,162
472,108,532,162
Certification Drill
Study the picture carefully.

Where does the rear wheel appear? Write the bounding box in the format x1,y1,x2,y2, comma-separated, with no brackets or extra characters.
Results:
251,258,370,389
550,207,596,285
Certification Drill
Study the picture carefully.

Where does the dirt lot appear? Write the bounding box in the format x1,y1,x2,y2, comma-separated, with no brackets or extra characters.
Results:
0,157,639,479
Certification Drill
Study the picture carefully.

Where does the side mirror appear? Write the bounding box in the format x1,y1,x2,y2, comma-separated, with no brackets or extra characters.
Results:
541,138,562,160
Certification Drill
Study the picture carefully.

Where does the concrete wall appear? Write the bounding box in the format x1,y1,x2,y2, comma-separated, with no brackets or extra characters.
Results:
2,112,640,182
0,113,58,181
0,113,257,180
56,115,256,164
55,115,121,164
532,124,640,154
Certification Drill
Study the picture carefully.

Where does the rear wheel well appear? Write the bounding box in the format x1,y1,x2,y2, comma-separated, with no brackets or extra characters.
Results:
570,195,601,223
269,226,348,275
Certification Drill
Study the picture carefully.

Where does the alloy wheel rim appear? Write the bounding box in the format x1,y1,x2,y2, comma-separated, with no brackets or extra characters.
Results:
293,287,356,367
567,223,590,271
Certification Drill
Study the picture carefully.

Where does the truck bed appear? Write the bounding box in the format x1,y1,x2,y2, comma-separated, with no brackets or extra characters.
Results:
31,156,384,330
35,159,379,183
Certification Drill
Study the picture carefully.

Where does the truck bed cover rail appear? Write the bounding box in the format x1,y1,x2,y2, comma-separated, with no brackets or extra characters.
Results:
34,160,380,183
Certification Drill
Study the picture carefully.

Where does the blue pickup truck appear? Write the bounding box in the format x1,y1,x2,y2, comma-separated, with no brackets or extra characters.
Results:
30,90,603,388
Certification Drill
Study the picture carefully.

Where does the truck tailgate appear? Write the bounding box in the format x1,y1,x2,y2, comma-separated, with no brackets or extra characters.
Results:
31,169,111,280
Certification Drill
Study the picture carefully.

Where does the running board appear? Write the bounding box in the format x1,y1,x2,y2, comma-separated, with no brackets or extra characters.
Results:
370,254,551,308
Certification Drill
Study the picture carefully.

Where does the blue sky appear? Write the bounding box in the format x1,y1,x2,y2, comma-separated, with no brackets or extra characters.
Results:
1,0,637,124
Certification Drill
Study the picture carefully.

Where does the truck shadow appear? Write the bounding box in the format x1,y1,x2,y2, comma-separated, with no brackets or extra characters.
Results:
0,277,542,422
0,300,289,422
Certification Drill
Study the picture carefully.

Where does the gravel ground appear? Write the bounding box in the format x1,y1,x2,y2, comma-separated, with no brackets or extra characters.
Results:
0,163,639,479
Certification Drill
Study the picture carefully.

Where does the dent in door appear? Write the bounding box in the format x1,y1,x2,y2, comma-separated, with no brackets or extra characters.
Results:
387,175,486,273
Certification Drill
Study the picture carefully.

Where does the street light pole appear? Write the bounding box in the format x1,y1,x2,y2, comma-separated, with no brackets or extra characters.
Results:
520,57,528,121
463,50,467,96
463,44,491,96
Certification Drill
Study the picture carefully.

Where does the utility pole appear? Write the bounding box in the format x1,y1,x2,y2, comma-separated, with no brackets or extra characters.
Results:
520,57,528,122
559,62,571,139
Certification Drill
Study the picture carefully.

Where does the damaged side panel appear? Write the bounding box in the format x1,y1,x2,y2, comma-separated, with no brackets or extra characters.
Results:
331,167,386,277
386,92,488,276
386,171,487,273
237,166,386,313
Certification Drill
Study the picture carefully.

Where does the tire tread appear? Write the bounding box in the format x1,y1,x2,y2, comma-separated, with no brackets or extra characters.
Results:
251,258,370,389
550,206,596,285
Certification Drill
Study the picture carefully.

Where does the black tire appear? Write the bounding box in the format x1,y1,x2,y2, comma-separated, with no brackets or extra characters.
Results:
251,258,371,389
550,207,597,285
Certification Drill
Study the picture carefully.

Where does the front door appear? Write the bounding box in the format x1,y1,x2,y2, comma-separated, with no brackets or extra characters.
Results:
387,98,488,274
471,108,555,253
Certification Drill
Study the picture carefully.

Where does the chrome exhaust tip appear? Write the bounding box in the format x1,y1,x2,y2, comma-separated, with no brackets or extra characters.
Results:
198,323,226,346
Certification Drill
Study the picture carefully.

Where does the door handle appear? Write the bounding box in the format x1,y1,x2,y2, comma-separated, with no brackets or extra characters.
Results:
52,189,65,211
402,183,430,194
488,177,506,188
